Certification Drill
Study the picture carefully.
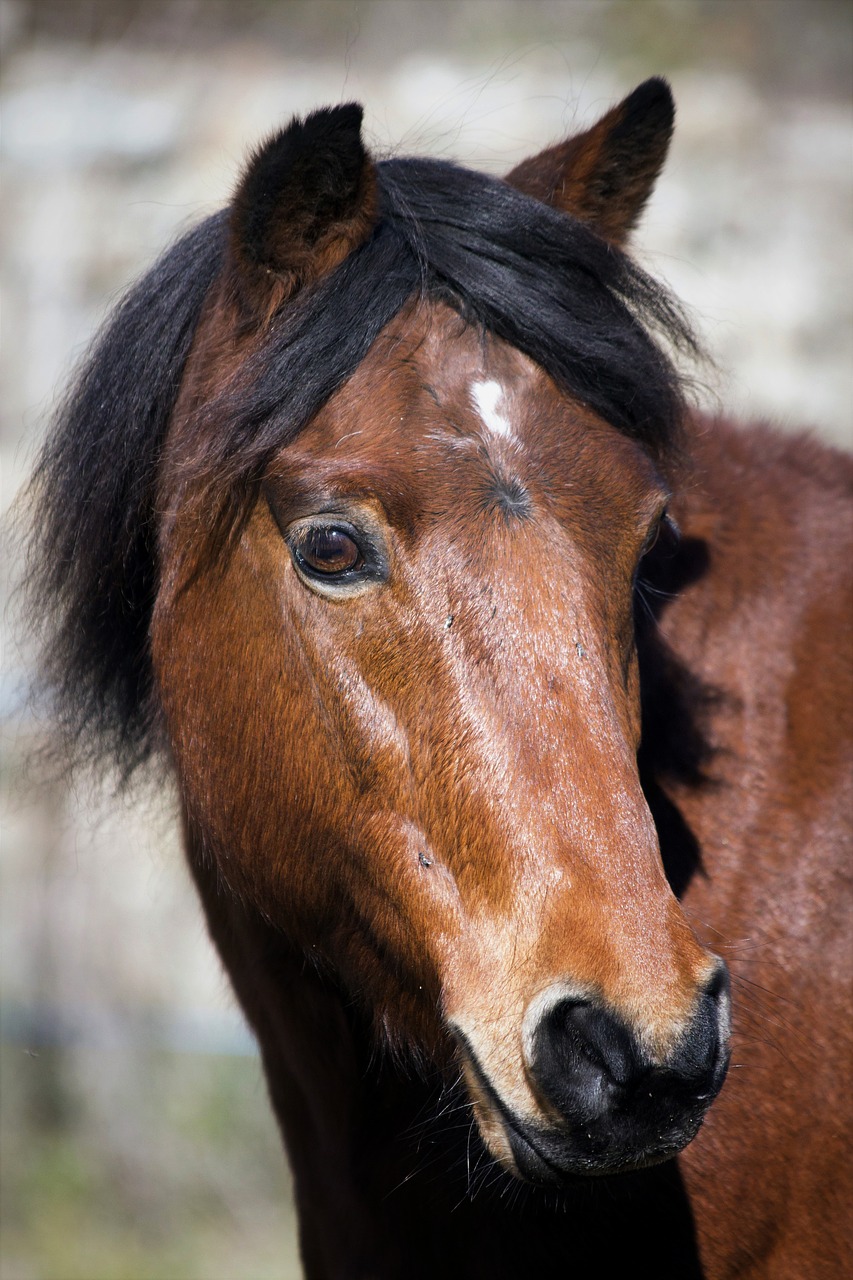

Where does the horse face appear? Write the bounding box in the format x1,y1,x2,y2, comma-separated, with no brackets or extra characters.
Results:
153,301,728,1180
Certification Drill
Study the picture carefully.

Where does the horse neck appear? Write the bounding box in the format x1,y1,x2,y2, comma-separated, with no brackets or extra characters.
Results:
183,822,457,1268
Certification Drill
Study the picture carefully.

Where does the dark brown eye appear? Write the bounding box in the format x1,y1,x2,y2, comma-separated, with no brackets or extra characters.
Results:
294,525,362,577
284,514,388,595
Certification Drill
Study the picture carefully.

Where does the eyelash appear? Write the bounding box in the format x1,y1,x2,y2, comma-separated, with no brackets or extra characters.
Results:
641,509,678,558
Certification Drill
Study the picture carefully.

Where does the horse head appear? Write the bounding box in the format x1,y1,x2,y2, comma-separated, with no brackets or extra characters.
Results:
40,82,731,1184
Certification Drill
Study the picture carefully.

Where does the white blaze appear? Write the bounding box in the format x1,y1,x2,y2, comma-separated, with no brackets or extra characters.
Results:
471,379,514,441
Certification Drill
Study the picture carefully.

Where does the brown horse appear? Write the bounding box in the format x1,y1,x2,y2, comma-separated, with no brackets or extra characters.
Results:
28,80,852,1277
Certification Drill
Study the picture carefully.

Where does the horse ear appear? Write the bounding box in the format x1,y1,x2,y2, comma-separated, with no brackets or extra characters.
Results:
229,102,379,320
505,78,674,245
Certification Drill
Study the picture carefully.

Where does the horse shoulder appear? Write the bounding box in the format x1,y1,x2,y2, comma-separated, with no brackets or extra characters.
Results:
661,417,853,1278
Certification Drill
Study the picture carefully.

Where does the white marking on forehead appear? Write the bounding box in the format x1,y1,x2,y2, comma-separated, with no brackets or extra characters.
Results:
471,379,516,442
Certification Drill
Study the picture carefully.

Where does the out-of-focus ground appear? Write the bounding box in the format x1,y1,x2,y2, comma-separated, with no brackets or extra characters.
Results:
2,2,851,1276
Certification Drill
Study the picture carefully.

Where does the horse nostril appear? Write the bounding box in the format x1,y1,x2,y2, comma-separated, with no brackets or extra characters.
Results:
530,971,730,1135
667,962,731,1086
521,980,730,1174
532,999,642,1121
705,961,730,1004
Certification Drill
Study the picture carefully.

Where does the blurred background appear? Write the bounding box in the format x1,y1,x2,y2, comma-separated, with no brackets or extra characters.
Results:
1,2,851,1276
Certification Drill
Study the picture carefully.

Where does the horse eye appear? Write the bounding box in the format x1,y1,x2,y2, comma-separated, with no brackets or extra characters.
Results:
641,508,676,558
293,525,362,577
642,519,663,557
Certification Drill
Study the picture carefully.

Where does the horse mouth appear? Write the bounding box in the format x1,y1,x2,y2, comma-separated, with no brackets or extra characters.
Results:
497,1101,702,1186
455,1033,712,1186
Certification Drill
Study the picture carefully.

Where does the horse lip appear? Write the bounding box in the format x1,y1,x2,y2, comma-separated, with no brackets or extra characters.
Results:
454,1028,706,1185
453,1029,569,1183
500,1098,702,1185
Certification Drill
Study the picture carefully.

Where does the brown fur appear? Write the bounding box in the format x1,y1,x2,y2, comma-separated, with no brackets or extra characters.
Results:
153,317,852,1275
144,87,852,1276
660,422,853,1278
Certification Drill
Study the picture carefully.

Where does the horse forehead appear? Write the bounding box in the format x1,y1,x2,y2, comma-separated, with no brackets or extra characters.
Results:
392,307,552,437
282,303,660,524
311,306,560,454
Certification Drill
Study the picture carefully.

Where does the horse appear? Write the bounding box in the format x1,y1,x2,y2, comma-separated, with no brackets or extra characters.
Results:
27,78,852,1277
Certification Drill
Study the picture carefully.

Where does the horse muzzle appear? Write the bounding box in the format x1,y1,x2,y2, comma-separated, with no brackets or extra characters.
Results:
457,966,731,1183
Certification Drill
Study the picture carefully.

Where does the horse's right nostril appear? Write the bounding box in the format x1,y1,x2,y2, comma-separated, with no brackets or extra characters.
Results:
533,998,642,1123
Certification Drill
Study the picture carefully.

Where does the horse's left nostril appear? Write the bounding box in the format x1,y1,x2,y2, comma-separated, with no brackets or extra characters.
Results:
667,962,731,1088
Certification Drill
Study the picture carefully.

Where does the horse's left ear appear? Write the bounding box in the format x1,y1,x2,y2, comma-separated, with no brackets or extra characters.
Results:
229,102,379,320
505,78,674,245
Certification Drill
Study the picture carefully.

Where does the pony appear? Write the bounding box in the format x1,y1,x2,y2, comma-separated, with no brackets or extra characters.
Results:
27,79,852,1277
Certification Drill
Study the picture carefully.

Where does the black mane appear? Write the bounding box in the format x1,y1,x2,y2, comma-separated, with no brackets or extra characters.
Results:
26,153,695,773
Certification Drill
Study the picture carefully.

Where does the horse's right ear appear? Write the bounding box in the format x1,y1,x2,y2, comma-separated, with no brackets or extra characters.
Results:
229,103,378,321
